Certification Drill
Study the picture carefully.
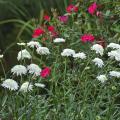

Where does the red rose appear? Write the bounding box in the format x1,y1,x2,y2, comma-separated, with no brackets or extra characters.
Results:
40,67,51,78
48,26,55,32
32,28,44,38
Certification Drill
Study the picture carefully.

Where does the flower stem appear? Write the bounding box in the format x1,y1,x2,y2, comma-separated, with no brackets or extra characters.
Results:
64,58,67,80
0,60,6,78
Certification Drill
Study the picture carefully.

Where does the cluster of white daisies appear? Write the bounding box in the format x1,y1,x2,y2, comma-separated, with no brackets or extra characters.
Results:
1,40,49,92
0,38,120,91
1,63,45,92
61,42,120,83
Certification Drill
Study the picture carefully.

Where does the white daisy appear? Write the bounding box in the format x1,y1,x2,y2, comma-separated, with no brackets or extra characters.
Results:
97,75,107,83
17,43,26,46
109,71,120,78
92,58,104,68
0,54,3,58
20,82,33,92
27,41,41,48
108,49,120,61
107,43,120,50
1,79,19,91
27,64,41,76
91,44,104,56
73,52,86,59
61,49,75,57
11,65,27,76
53,38,65,43
36,47,50,55
35,83,45,88
17,49,31,61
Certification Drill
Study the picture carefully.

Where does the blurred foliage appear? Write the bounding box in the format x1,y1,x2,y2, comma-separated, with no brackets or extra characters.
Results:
0,0,120,71
0,0,69,71
0,0,69,49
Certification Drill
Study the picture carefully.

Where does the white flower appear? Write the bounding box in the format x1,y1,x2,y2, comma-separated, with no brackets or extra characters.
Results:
17,49,31,61
107,43,120,50
36,47,50,55
1,79,19,91
108,49,120,61
35,83,45,88
91,44,104,56
20,82,33,92
53,38,65,43
92,58,104,68
17,43,26,46
73,52,86,59
109,71,120,78
27,64,41,76
0,54,3,58
97,75,107,83
61,49,75,57
27,41,41,48
11,65,27,76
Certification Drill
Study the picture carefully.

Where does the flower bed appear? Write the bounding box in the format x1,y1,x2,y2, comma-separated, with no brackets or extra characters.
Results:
0,1,120,119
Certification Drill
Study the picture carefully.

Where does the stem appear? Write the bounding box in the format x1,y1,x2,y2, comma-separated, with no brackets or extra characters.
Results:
20,74,23,85
0,60,6,78
80,59,91,78
64,58,67,80
20,46,23,65
25,75,32,119
31,48,34,63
